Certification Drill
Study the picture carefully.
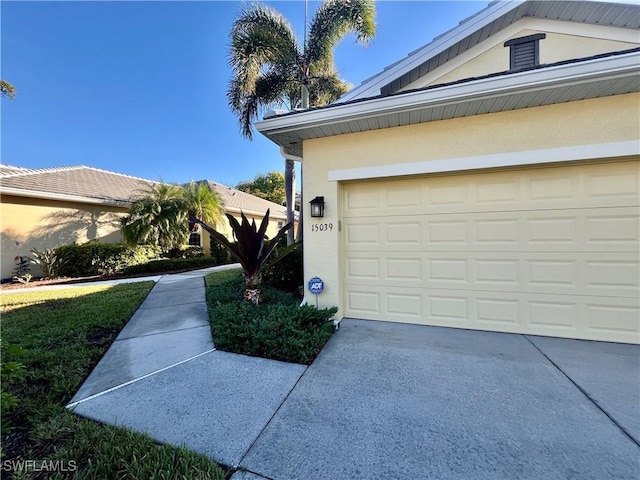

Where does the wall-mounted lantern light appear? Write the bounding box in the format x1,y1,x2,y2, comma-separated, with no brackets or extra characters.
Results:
309,196,325,218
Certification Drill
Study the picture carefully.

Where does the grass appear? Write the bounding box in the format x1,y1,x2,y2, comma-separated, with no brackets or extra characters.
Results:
0,283,226,480
205,269,337,365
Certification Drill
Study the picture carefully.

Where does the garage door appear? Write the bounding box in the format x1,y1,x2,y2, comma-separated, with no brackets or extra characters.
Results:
342,160,640,343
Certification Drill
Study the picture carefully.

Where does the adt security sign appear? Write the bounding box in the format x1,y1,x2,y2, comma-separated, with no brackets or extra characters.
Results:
308,277,324,295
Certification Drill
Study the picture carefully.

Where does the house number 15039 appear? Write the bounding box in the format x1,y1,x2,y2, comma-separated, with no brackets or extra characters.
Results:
311,223,333,232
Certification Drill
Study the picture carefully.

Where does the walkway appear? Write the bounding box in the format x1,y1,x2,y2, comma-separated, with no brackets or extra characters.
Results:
66,266,640,479
67,265,307,471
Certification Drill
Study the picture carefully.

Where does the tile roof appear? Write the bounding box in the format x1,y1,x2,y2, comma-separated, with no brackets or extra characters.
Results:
0,165,152,204
0,165,34,176
0,165,291,219
203,180,288,220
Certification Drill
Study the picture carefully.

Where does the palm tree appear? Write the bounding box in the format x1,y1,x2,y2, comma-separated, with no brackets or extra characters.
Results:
121,183,189,254
182,181,225,231
228,0,376,244
0,80,16,99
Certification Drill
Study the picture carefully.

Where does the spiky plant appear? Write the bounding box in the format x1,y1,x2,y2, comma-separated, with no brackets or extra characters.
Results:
191,210,293,305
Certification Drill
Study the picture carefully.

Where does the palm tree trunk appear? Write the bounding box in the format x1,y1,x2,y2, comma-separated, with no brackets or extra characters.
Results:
244,272,263,306
285,158,295,246
293,82,310,243
296,167,303,242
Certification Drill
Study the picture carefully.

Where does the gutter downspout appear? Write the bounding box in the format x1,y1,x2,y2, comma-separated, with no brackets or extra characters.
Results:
279,146,307,306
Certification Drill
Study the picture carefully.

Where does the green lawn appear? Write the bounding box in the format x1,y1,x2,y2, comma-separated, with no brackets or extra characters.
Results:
0,283,226,480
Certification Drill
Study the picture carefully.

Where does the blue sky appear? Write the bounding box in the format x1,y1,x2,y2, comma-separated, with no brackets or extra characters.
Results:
1,1,484,188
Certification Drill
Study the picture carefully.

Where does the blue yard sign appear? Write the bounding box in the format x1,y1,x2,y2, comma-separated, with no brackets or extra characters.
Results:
308,277,324,295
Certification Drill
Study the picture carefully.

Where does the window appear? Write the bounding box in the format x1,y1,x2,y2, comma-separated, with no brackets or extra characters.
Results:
277,220,284,230
188,232,201,247
504,33,546,70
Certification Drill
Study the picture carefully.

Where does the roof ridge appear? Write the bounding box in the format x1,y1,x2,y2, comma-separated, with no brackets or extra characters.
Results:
77,165,157,184
207,179,286,209
0,164,157,183
0,165,83,178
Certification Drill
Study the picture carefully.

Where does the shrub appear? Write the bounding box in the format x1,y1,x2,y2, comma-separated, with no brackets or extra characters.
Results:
56,243,160,277
192,209,293,305
263,241,303,295
206,270,336,364
122,257,220,275
209,302,336,364
11,256,32,284
167,245,205,259
209,235,228,265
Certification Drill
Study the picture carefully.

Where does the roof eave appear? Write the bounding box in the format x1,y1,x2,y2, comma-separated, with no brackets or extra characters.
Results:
224,205,289,220
340,0,525,101
0,187,131,207
256,51,640,155
341,0,640,101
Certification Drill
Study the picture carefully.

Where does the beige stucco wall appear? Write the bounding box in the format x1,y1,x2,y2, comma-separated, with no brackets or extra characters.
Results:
1,196,297,279
402,19,638,90
0,195,128,280
301,93,640,316
198,212,294,256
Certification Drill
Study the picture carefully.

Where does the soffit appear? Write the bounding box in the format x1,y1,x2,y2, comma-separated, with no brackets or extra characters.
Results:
257,50,640,158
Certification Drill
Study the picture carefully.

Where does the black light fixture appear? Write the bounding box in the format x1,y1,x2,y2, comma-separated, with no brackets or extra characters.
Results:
309,196,325,218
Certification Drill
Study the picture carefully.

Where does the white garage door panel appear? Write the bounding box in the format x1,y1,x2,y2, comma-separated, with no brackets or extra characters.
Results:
342,160,640,343
344,285,640,343
344,207,640,252
345,251,640,298
343,161,640,217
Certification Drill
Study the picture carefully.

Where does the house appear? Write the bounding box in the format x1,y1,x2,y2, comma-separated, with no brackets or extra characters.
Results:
0,165,292,280
189,180,294,253
256,0,640,344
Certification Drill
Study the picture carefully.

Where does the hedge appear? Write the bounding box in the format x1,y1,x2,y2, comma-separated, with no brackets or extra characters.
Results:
56,243,160,277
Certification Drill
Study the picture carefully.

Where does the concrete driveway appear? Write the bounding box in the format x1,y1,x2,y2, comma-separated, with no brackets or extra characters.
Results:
239,319,640,480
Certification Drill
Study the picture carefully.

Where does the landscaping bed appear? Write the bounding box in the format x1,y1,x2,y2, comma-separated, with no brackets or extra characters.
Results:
1,256,226,291
0,283,225,479
205,269,337,365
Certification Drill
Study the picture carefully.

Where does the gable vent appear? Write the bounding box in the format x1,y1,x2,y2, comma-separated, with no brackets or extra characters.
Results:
505,33,546,70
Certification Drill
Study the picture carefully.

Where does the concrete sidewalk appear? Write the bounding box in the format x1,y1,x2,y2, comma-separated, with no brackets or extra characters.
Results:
67,271,640,479
68,265,307,468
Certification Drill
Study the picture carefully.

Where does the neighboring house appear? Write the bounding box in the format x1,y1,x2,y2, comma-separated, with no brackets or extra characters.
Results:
0,166,144,280
256,0,640,344
187,180,293,255
0,165,292,280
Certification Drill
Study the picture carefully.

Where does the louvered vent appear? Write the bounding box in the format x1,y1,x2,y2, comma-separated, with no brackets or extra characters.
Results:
504,33,546,70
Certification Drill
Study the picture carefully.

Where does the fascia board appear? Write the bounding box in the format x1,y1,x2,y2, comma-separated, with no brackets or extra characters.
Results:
256,51,640,138
0,187,130,207
340,0,526,102
328,141,640,181
1,188,291,221
223,206,288,220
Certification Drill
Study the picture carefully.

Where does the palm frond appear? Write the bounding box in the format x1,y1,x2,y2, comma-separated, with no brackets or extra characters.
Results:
306,0,376,66
228,3,303,138
229,4,299,94
309,72,350,106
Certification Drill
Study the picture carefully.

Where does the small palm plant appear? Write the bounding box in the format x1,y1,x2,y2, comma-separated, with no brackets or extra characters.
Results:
191,210,293,305
121,183,190,254
30,248,66,279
